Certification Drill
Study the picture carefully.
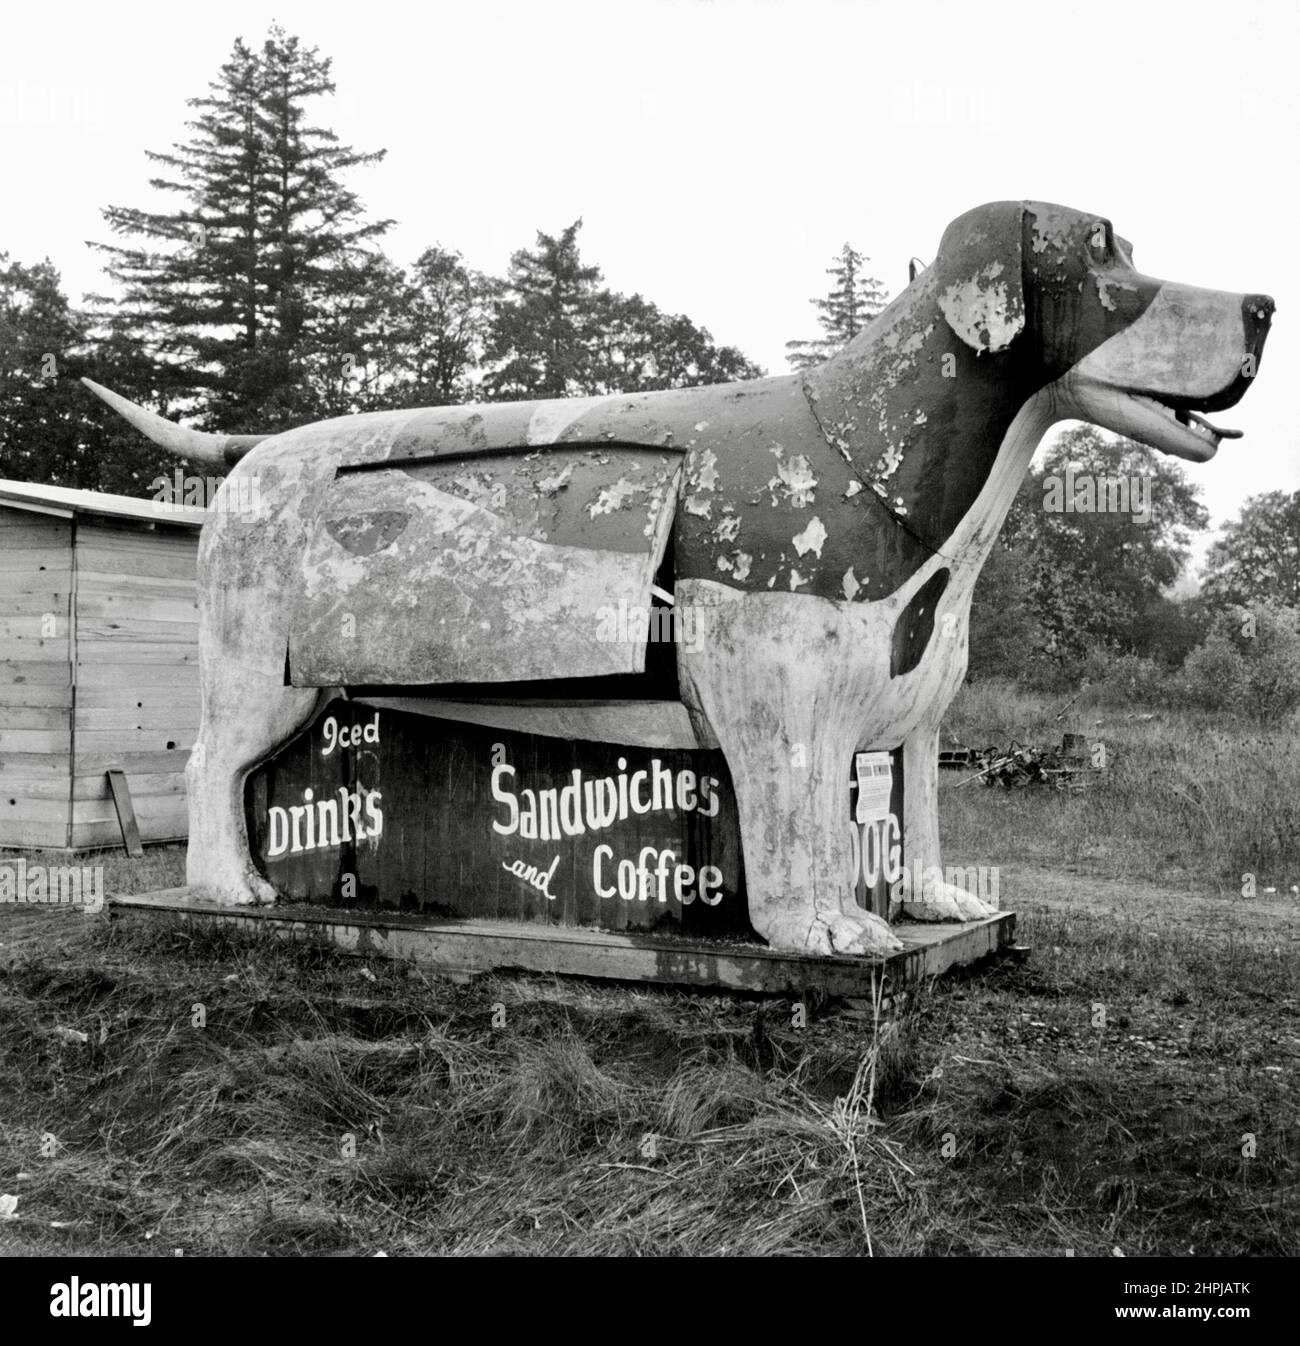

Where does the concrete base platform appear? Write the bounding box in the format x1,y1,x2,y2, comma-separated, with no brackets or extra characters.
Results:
109,889,1016,997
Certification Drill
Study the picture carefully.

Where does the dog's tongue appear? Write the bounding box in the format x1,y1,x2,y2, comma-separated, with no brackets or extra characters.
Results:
1181,409,1243,439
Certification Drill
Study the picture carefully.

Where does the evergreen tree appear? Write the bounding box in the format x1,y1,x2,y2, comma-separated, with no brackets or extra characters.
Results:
785,242,889,371
89,24,391,432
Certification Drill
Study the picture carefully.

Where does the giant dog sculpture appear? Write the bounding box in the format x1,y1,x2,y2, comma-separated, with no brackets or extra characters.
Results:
87,201,1273,957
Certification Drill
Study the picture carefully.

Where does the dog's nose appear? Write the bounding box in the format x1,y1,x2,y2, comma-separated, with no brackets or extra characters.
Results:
1242,294,1274,359
1243,293,1274,328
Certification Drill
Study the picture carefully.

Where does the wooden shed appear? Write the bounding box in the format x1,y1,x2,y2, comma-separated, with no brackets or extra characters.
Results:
0,479,206,850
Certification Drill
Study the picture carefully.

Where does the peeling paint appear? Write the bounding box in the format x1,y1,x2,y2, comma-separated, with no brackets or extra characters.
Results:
791,516,827,558
537,462,574,494
713,512,741,543
765,451,817,508
1094,272,1138,312
588,477,640,518
938,261,1023,353
841,567,860,601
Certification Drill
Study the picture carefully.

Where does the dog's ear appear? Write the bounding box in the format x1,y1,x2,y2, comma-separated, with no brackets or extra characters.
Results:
933,201,1026,354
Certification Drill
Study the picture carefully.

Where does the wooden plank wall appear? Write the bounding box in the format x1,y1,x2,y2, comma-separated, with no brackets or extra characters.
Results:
0,507,74,847
68,520,199,847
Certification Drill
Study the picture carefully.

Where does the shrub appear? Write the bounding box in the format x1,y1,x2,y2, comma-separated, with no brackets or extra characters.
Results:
1180,605,1300,720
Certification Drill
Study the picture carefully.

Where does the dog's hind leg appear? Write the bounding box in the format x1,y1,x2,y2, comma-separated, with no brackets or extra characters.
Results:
899,720,995,922
182,457,326,906
184,663,321,906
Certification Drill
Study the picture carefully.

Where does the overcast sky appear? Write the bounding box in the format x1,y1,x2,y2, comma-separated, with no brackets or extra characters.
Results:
3,0,1296,570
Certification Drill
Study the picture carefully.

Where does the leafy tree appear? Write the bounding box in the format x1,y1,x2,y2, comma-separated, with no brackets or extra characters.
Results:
1000,426,1209,663
385,246,497,408
89,24,391,433
0,255,82,484
585,290,762,395
785,242,889,370
484,219,762,401
482,220,602,401
966,539,1051,680
1200,489,1300,612
0,254,179,493
1123,591,1210,667
296,251,412,419
1181,603,1300,720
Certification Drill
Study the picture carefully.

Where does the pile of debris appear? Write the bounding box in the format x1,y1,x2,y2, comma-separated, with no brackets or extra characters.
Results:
941,733,1104,792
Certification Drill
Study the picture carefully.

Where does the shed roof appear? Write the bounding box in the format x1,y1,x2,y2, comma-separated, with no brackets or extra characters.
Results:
0,478,207,529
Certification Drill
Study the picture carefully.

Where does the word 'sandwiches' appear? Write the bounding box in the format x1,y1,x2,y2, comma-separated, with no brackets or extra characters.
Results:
85,201,1273,957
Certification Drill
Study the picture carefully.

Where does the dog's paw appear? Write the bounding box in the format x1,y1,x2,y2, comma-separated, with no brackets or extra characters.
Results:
242,872,280,907
814,909,904,957
902,879,993,923
188,872,279,907
758,907,902,957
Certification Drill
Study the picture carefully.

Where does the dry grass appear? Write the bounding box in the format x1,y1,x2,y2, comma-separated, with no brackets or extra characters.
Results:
0,886,1294,1256
942,680,1300,892
0,689,1295,1256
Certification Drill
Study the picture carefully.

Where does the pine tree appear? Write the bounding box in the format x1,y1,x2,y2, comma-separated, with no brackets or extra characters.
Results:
89,24,392,432
785,243,889,371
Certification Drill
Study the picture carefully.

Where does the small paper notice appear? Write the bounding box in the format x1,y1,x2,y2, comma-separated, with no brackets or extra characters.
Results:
854,751,893,825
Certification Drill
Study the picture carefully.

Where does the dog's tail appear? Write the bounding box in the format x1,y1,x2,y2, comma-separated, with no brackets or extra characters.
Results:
81,379,269,468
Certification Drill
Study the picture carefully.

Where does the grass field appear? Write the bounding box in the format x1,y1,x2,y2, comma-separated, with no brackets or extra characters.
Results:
0,682,1296,1255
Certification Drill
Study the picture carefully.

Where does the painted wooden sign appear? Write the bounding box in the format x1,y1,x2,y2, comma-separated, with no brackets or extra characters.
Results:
244,700,903,938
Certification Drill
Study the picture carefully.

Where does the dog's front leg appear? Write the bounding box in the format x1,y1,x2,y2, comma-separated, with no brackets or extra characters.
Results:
678,586,901,957
900,720,995,922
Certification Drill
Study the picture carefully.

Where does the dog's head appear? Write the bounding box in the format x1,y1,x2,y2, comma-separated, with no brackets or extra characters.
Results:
932,200,1273,461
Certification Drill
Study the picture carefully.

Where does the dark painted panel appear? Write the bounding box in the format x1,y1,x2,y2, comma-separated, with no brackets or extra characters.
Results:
245,701,906,943
246,701,752,939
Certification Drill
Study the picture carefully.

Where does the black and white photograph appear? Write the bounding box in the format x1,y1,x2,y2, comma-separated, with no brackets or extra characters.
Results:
0,0,1294,1307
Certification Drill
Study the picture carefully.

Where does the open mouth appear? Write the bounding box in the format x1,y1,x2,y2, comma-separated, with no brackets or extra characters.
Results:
1126,393,1242,461
1143,396,1243,443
